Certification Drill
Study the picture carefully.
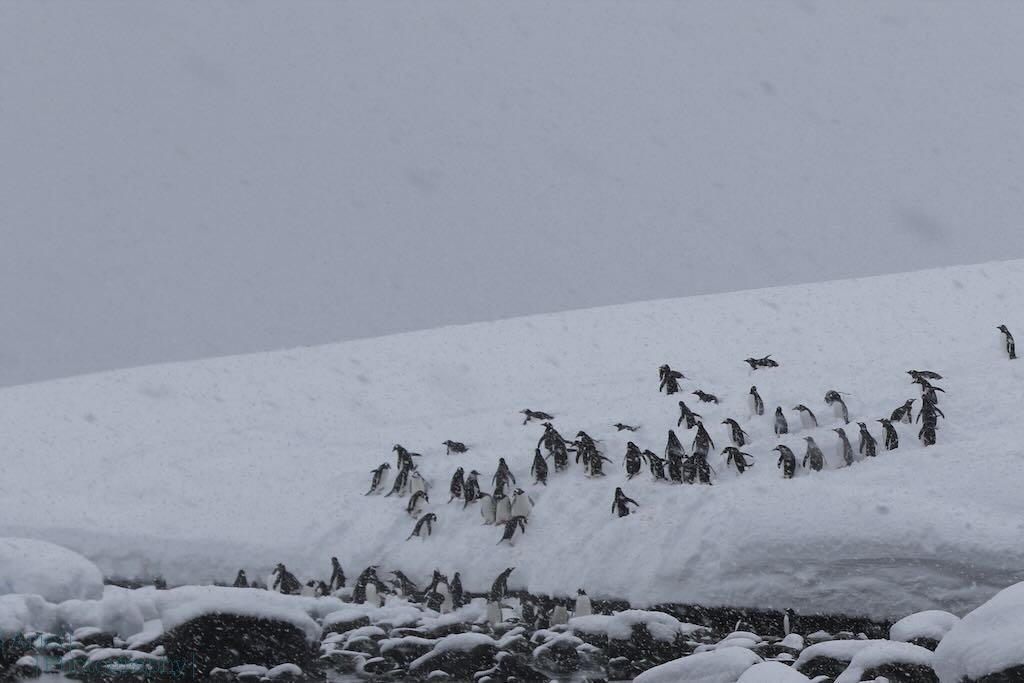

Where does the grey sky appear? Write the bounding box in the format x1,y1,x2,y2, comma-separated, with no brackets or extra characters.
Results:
2,1,1024,387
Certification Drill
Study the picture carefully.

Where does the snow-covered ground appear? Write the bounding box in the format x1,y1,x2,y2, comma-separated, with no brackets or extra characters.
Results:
2,260,1024,619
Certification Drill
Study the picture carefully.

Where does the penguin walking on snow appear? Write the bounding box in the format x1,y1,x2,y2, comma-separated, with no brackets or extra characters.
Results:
659,364,686,394
406,489,429,516
624,442,644,479
912,377,945,405
490,567,515,602
891,399,915,424
803,437,825,471
479,493,497,525
450,572,465,608
448,467,465,503
692,422,716,455
825,390,850,424
406,513,436,540
531,449,549,485
793,404,818,430
365,463,391,495
749,386,765,416
612,487,639,517
665,430,687,483
271,563,301,595
497,516,527,545
462,470,482,507
233,570,248,588
723,446,753,474
510,488,534,519
722,419,749,447
494,493,512,525
492,458,516,497
877,418,899,450
775,445,796,479
643,450,668,481
329,557,346,591
574,589,592,617
774,407,789,436
677,400,703,429
998,324,1017,359
833,427,854,466
857,422,877,458
385,462,413,497
408,470,429,497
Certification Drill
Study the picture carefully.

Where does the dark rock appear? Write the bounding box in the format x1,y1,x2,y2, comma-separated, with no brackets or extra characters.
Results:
409,641,499,678
863,661,939,682
532,637,580,676
972,666,1024,682
75,630,116,650
9,654,42,679
0,633,32,670
163,613,314,676
322,614,371,636
797,655,849,678
608,655,638,680
381,637,436,666
908,636,942,651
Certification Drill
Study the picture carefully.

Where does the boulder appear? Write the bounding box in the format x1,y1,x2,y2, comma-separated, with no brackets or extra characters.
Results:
163,613,313,675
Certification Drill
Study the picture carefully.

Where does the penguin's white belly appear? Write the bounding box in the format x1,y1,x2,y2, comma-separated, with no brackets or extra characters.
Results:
481,500,496,524
365,583,381,607
832,403,845,420
410,475,426,495
550,605,569,626
748,395,758,416
800,413,816,430
486,601,502,625
494,498,512,524
511,497,533,519
574,597,592,617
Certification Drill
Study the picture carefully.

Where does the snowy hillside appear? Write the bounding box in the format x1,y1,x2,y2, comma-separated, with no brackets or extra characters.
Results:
2,260,1024,619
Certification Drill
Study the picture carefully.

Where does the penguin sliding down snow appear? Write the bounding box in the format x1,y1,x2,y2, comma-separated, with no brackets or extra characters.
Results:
693,389,720,404
365,463,391,495
749,386,765,416
521,409,554,424
891,399,915,424
908,369,943,381
833,428,854,466
774,407,789,436
443,440,468,454
406,489,429,516
614,423,640,432
659,364,686,394
775,445,796,479
624,442,644,479
407,513,436,541
722,446,753,474
612,487,639,517
531,449,549,485
510,488,534,519
497,516,527,545
793,404,818,430
744,355,779,370
998,324,1017,359
857,422,877,458
677,400,703,429
448,467,465,503
802,437,825,471
877,418,899,450
722,419,749,447
824,390,850,424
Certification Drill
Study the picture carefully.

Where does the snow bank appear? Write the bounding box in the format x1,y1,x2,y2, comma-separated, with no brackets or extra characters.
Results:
634,646,762,683
890,609,960,644
0,594,58,637
0,538,103,602
159,587,321,642
933,581,1024,682
736,661,811,682
794,640,886,671
1,261,1024,617
569,609,705,642
833,641,934,683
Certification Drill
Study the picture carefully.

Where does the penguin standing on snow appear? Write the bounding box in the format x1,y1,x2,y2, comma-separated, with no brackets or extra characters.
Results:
408,470,429,497
531,449,549,486
722,446,753,474
833,428,854,466
802,437,825,471
365,463,391,495
694,452,714,485
588,451,612,477
353,566,386,604
857,422,877,458
493,493,513,525
573,431,598,469
462,470,482,507
612,487,640,517
998,324,1017,359
912,377,946,405
497,516,527,545
692,422,716,455
677,400,703,429
574,589,592,617
385,462,413,497
783,608,797,636
393,444,422,470
643,450,668,481
492,458,516,497
443,440,468,454
722,419,749,447
406,513,437,541
775,445,797,479
659,364,686,394
271,563,301,595
624,442,644,479
824,390,850,424
510,488,534,519
233,570,248,588
693,389,720,404
749,386,765,416
538,423,570,472
665,430,687,483
479,493,497,525
489,567,515,602
891,399,915,424
389,570,419,597
793,404,818,430
329,557,346,591
774,407,789,436
877,418,899,450
448,467,465,503
450,572,465,607
406,489,429,516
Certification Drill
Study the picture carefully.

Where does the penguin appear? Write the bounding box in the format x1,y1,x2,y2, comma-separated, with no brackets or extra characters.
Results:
492,457,516,496
833,427,854,466
462,470,482,508
891,399,915,424
572,431,598,468
623,442,643,479
643,450,668,480
802,437,825,471
494,493,513,525
406,512,436,541
744,355,779,370
479,493,497,525
406,489,429,516
353,566,385,604
233,570,248,588
749,385,765,417
365,463,391,495
693,389,720,404
793,404,818,430
722,418,749,447
774,445,796,479
531,449,549,485
448,467,465,503
443,440,468,454
271,563,301,595
393,444,422,470
497,515,527,545
917,396,946,425
722,446,753,474
329,557,346,591
520,596,536,627
998,324,1017,359
692,422,716,455
857,422,877,458
908,370,943,381
614,423,640,432
677,400,703,429
389,570,418,597
364,581,382,607
486,601,503,626
783,608,796,636
539,423,570,472
774,407,789,435
510,488,534,519
588,452,612,477
665,430,687,483
659,364,686,394
877,418,899,450
574,589,592,617
425,568,448,595
409,470,429,497
489,567,515,602
824,390,850,424
612,487,639,517
450,572,465,607
694,452,714,485
439,582,454,614
521,409,554,424
912,376,945,403
550,604,569,626
424,589,444,612
314,580,329,597
385,462,413,497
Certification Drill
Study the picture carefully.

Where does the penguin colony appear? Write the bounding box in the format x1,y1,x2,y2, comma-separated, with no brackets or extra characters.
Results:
235,326,1014,608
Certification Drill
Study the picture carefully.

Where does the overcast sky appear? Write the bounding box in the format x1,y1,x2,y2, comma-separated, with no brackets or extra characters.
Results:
2,1,1024,387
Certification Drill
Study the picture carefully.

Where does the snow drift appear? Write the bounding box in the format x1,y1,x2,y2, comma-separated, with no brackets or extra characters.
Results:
2,260,1024,619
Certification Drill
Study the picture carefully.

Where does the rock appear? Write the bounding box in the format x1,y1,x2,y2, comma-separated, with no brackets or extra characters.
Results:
832,641,936,683
10,654,42,679
795,639,888,679
634,646,763,682
266,662,304,680
163,613,314,676
72,626,115,650
321,612,371,636
933,582,1024,683
608,655,639,680
0,538,104,602
532,634,581,676
380,636,436,666
890,610,960,651
409,633,500,678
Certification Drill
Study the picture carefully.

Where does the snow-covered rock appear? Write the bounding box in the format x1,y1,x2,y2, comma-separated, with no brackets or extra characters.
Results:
833,641,935,683
634,646,763,682
736,661,812,682
569,609,705,642
933,581,1024,682
0,538,103,602
890,609,960,649
794,639,887,679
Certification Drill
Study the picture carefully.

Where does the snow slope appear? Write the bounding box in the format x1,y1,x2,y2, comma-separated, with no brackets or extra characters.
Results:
2,260,1024,619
